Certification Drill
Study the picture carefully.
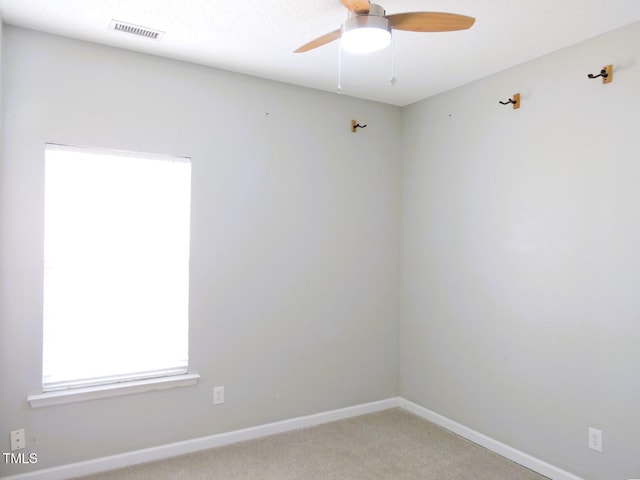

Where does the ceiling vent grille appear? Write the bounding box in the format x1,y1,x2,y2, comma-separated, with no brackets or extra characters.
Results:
109,20,164,40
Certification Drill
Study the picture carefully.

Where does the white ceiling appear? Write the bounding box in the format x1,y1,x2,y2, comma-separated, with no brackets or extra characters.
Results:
1,1,640,106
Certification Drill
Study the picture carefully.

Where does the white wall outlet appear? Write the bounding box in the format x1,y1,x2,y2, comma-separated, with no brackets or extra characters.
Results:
588,427,603,452
10,429,26,451
213,386,225,405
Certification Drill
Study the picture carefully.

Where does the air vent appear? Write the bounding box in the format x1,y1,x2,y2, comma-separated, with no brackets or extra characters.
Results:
109,20,164,40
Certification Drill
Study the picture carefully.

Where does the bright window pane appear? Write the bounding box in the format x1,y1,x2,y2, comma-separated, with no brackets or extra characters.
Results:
43,144,191,391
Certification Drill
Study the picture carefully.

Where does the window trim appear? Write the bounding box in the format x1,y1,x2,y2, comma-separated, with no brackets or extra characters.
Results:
28,373,200,408
41,143,192,392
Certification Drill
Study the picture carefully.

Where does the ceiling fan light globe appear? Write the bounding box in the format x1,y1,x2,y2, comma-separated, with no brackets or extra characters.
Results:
341,15,391,54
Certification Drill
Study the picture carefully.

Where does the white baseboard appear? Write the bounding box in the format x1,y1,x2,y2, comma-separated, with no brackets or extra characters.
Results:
0,398,400,480
398,398,584,480
2,397,583,480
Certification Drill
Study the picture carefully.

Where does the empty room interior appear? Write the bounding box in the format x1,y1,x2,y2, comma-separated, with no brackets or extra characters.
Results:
1,1,640,480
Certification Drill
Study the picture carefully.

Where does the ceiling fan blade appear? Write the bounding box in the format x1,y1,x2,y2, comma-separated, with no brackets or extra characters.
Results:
388,12,475,32
294,29,342,53
339,0,370,14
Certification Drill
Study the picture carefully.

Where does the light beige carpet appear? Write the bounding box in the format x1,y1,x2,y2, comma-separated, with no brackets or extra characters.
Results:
73,408,549,480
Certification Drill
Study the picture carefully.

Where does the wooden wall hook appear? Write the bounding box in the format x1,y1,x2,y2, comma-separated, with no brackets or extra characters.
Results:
351,120,367,132
499,93,520,110
587,64,612,84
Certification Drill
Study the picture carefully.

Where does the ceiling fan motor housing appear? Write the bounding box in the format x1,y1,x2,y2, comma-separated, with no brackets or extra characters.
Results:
347,3,385,18
342,3,391,54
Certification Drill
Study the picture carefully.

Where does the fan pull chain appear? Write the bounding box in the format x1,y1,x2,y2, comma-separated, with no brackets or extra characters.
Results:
337,43,343,94
389,36,397,86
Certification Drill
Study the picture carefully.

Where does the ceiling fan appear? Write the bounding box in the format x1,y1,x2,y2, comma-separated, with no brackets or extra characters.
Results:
294,0,475,54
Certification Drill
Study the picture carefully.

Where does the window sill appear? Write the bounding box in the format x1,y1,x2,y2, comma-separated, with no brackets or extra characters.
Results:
27,373,200,408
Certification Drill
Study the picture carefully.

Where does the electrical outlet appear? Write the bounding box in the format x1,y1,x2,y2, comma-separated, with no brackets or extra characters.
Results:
10,429,26,451
588,427,603,452
213,386,225,405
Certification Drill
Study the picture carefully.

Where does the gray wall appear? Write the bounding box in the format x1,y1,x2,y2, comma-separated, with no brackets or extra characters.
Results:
0,26,401,475
400,21,640,480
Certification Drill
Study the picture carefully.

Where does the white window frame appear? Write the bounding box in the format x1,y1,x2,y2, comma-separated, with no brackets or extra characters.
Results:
30,144,199,407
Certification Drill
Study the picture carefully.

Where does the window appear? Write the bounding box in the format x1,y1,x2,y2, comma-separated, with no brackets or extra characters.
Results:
42,144,191,392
